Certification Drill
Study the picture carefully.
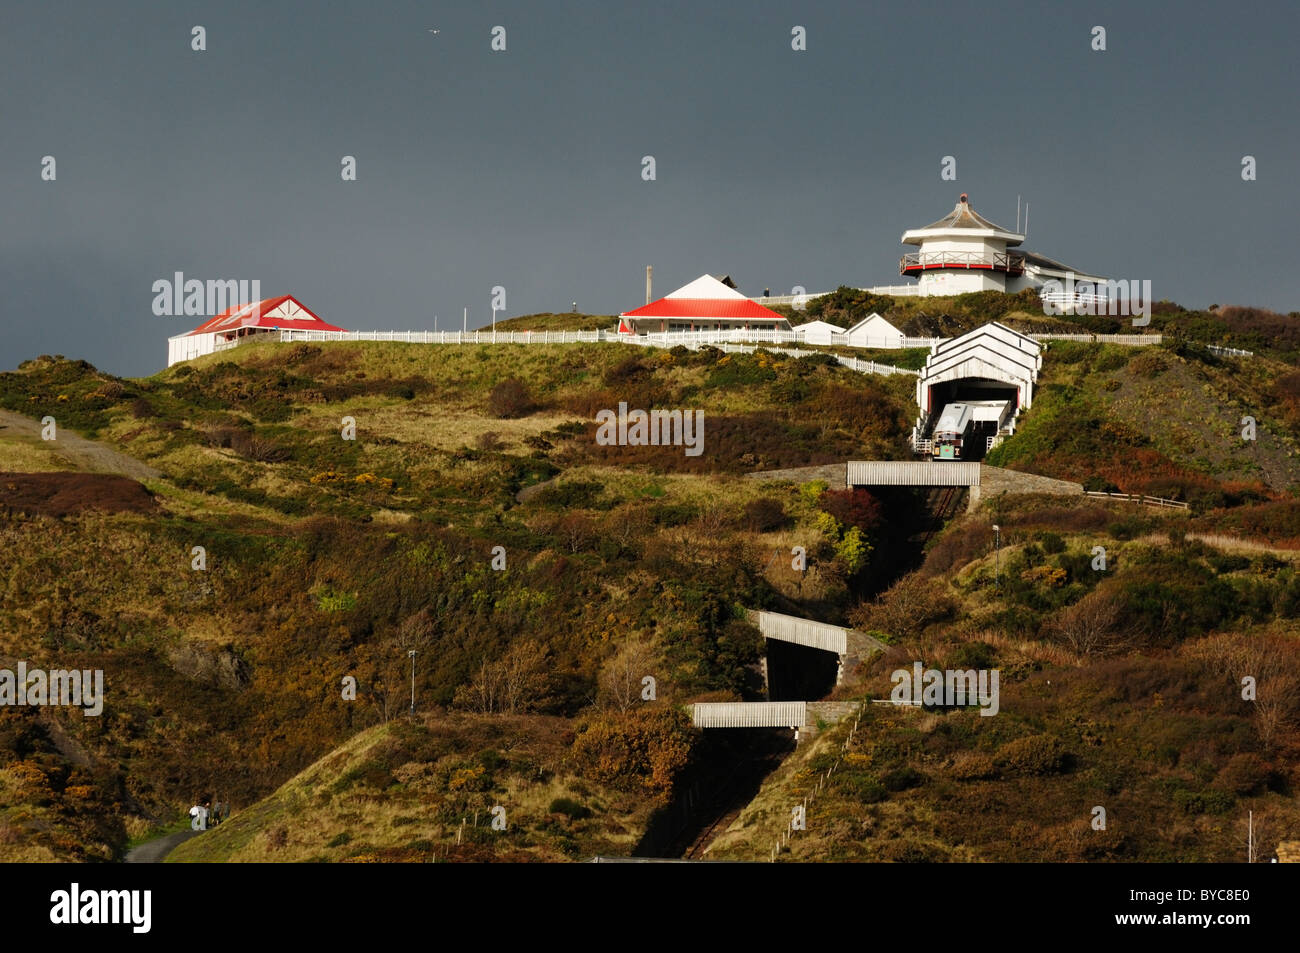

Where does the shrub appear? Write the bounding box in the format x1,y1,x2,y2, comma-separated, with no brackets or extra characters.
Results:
820,488,883,533
994,735,1069,776
1039,532,1066,554
569,708,696,795
948,751,998,780
852,574,958,640
1174,788,1235,815
534,480,603,509
742,497,788,532
488,378,535,418
1213,754,1275,796
232,432,290,463
129,397,158,419
548,797,591,820
881,766,925,791
1082,475,1120,493
1128,350,1169,378
835,771,887,803
946,641,997,670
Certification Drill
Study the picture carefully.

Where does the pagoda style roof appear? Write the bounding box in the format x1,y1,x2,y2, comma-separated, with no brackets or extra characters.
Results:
902,194,1024,247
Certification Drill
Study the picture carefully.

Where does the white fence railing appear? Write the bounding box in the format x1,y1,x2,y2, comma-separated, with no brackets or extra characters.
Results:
269,326,1165,359
864,284,923,297
277,326,937,351
280,328,612,345
1032,333,1163,346
625,339,917,377
621,328,805,346
1039,291,1112,313
1207,344,1254,357
1084,490,1189,510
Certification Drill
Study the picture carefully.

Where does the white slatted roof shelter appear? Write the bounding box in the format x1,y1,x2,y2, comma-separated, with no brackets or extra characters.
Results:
692,701,808,729
916,321,1042,416
749,609,848,654
847,461,981,487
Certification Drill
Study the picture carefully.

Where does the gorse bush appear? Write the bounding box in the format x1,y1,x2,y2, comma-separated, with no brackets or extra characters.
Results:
994,735,1069,776
488,378,535,418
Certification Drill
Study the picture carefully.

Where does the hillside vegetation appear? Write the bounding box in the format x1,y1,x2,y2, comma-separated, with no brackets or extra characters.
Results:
0,342,913,860
708,495,1300,862
2,297,1298,862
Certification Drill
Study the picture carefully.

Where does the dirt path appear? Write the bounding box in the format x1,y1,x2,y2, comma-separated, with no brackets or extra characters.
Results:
0,410,162,482
124,830,200,863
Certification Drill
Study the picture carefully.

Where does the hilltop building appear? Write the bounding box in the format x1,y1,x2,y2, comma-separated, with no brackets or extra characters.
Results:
618,274,792,334
791,313,907,347
894,193,1106,297
845,313,905,348
166,295,344,367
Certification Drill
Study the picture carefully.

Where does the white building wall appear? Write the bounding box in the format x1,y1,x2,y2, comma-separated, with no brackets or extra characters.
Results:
845,314,905,348
918,270,1006,295
167,332,217,367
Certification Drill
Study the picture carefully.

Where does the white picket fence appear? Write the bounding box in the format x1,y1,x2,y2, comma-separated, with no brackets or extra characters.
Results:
1084,490,1189,510
1032,333,1163,346
279,328,611,345
1207,344,1254,357
623,338,918,377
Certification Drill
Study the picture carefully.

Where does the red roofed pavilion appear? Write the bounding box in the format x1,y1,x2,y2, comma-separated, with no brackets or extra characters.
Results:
618,274,791,334
166,295,346,367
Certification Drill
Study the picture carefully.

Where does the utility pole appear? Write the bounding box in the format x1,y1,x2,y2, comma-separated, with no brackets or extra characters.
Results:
463,307,467,333
408,649,417,716
992,525,1001,588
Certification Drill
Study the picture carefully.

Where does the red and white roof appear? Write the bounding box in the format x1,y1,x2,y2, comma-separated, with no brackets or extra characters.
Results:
620,274,786,324
184,295,346,336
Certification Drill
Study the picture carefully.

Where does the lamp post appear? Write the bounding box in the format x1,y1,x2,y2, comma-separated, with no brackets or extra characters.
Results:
408,649,417,716
992,525,1001,588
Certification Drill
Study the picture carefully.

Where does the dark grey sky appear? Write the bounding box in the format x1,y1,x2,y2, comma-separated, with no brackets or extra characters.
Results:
2,0,1296,377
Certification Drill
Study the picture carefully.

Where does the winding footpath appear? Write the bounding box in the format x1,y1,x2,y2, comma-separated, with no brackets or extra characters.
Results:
124,830,199,864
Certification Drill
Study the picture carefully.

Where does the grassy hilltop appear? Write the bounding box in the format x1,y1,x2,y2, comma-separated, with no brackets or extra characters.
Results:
1,292,1299,862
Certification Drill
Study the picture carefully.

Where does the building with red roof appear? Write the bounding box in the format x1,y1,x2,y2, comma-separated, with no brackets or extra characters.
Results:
166,295,346,367
617,274,792,334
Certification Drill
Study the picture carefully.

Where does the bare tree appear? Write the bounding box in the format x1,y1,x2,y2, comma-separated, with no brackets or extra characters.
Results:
851,574,953,640
453,640,552,714
500,639,552,714
396,607,438,654
1253,674,1298,749
1049,588,1129,657
599,636,659,712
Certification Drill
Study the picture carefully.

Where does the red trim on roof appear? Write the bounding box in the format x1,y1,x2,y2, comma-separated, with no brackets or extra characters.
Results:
621,297,785,321
185,296,347,336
